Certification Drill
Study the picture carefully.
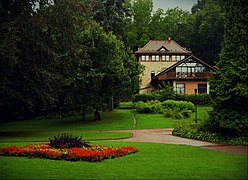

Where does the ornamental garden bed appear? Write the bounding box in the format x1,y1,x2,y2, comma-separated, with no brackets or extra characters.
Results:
0,143,138,162
0,133,138,162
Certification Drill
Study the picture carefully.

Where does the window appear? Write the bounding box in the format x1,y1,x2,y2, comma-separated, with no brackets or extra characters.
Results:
172,55,176,61
181,55,185,60
177,55,181,61
142,55,150,62
166,55,170,61
152,55,159,61
162,55,166,61
198,84,207,94
176,83,185,94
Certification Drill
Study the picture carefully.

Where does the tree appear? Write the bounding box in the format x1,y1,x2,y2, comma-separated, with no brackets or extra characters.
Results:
206,0,248,137
124,0,153,51
90,0,128,39
189,0,225,65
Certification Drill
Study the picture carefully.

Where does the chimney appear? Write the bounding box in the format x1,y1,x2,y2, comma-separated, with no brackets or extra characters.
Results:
168,37,171,43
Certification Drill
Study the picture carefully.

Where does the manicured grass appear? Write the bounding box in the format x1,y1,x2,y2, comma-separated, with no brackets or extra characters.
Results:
0,131,132,142
118,101,134,109
0,141,247,179
135,113,177,129
135,106,212,129
0,109,133,132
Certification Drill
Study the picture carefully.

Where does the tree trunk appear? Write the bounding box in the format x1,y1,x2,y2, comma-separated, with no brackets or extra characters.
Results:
94,109,101,121
108,95,113,111
82,110,86,121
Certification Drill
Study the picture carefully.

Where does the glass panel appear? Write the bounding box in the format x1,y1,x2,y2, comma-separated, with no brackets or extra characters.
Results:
166,55,170,61
142,55,146,61
162,55,166,61
198,84,207,94
177,55,181,61
152,55,156,61
172,55,176,61
146,55,149,61
156,55,159,61
176,83,185,94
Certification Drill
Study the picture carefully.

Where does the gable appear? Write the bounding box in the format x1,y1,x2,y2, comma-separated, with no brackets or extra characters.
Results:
152,55,218,81
158,46,169,51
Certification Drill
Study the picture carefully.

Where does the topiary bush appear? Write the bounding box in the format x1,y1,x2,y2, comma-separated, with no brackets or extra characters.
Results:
49,133,90,149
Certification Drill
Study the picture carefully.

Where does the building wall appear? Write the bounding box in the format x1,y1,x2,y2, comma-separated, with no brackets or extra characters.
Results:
175,79,208,94
139,60,176,93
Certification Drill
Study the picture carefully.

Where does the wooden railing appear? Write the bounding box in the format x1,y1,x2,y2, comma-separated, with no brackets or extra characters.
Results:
159,72,211,80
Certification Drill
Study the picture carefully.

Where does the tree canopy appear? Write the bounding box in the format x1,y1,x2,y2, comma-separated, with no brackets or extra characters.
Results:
206,0,248,137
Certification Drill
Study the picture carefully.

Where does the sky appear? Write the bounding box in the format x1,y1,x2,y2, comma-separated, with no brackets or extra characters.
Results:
152,0,198,12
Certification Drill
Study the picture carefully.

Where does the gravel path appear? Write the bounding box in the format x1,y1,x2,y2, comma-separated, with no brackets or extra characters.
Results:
110,128,248,155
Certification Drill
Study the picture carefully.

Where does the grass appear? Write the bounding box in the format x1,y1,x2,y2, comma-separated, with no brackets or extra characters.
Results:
0,109,133,132
0,107,247,179
0,131,132,142
135,106,212,129
0,141,247,179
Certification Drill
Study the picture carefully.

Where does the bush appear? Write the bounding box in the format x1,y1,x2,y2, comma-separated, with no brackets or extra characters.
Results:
49,133,90,149
176,94,211,105
134,100,162,114
135,100,194,119
161,100,195,111
172,122,248,146
132,93,162,102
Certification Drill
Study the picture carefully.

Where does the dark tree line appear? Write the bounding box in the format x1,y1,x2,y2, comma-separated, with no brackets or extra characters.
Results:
0,0,142,121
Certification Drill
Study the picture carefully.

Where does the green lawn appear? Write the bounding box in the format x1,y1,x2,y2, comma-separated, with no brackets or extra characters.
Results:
0,107,247,179
0,109,133,132
135,106,212,129
0,141,247,179
0,131,132,142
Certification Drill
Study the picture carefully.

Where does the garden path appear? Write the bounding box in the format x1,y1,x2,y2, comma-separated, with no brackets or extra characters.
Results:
109,128,248,155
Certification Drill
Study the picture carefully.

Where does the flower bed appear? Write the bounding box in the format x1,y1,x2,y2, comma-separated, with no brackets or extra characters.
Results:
0,143,138,162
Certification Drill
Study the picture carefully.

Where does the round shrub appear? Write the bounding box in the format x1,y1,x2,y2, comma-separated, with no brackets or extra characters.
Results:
49,133,90,149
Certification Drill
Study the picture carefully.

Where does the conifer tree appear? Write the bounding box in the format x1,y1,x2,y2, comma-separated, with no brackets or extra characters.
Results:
207,0,248,137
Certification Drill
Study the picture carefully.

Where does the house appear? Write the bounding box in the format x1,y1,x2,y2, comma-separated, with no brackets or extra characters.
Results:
135,37,218,94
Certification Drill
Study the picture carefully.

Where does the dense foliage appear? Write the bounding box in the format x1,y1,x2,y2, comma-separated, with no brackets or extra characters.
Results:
134,100,195,119
0,0,142,121
124,0,225,65
49,133,90,149
206,0,248,138
132,92,211,105
173,122,248,146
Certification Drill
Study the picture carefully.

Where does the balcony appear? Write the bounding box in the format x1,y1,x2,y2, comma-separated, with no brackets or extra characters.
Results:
158,71,211,80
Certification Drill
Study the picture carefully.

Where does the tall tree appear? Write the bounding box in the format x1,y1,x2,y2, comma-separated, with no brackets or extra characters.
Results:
207,0,248,137
90,0,128,39
189,0,225,65
124,0,153,50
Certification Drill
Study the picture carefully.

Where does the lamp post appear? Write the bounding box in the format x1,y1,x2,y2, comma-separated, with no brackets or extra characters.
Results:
194,88,198,124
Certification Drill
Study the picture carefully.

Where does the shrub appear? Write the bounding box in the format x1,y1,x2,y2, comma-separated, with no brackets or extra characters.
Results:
172,122,248,145
134,100,162,114
132,93,162,102
176,94,211,105
161,100,195,111
49,133,90,149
